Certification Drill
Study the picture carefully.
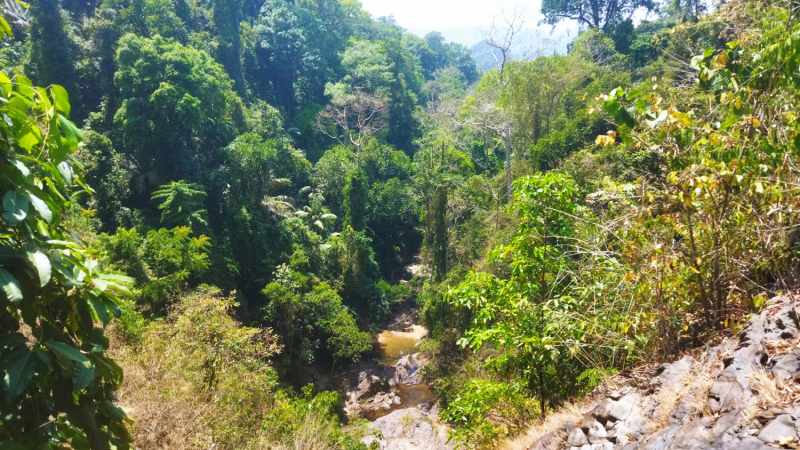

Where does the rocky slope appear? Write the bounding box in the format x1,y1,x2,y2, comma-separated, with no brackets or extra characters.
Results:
523,294,800,450
361,407,455,450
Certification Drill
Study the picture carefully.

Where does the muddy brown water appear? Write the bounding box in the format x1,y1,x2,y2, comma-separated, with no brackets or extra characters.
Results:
364,327,435,420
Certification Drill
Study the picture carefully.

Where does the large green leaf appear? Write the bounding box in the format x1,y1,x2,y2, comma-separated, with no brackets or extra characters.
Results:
10,159,30,177
0,268,23,304
86,292,110,325
57,161,74,186
27,251,51,287
50,85,70,116
0,334,27,350
72,359,95,392
15,76,34,100
1,347,36,400
49,148,68,169
0,73,11,96
100,400,132,422
44,341,89,371
57,114,81,152
25,191,53,223
2,190,28,225
0,17,11,39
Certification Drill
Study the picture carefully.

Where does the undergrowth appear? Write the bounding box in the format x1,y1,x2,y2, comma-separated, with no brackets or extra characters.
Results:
109,286,376,449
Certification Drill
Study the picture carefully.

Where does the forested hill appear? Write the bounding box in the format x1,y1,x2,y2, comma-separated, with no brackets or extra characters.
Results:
2,0,800,448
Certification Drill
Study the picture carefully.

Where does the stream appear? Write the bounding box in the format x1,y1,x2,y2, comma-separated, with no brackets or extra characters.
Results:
361,323,435,420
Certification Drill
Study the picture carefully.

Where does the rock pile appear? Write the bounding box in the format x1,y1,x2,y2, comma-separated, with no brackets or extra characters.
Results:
527,295,800,450
361,407,455,450
344,352,430,417
390,353,427,387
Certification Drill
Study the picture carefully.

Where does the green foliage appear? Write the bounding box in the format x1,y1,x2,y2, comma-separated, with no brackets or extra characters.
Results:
26,0,83,119
343,169,368,232
207,132,310,295
377,279,411,303
251,0,330,120
441,380,538,448
260,385,376,450
291,103,330,162
14,0,793,447
151,180,208,231
586,8,800,348
413,137,475,281
294,188,337,236
76,131,132,231
213,0,246,98
446,173,637,429
261,277,370,374
96,226,210,312
110,287,287,448
338,227,387,321
0,73,133,448
113,33,242,184
540,0,657,30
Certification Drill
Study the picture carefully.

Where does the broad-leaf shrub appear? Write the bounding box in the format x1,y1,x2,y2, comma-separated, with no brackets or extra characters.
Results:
591,7,800,347
0,73,133,448
96,226,210,312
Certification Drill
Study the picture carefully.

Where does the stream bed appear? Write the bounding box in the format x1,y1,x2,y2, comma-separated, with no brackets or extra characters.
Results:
361,324,435,420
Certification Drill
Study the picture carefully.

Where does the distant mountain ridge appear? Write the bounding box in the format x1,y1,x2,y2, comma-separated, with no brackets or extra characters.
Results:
407,24,578,73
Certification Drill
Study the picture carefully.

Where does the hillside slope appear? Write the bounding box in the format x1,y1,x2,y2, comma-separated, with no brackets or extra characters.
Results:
514,294,800,450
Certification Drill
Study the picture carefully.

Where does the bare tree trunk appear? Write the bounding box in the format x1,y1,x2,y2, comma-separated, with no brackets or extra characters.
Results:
504,127,512,199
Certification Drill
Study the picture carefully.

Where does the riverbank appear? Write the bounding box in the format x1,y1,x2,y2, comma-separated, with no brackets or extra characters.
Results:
338,305,436,420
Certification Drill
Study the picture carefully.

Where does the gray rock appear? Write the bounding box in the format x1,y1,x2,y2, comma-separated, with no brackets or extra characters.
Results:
757,414,797,444
528,431,561,450
708,368,753,413
737,436,779,450
567,427,589,446
590,443,613,450
414,421,434,437
521,297,800,450
607,393,638,422
588,420,608,443
367,408,454,450
772,350,800,381
581,416,600,433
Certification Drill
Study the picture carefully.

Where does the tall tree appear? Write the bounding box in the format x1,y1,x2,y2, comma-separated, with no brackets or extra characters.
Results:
541,0,657,30
482,7,528,199
214,0,247,99
113,34,242,188
343,169,368,232
26,0,82,119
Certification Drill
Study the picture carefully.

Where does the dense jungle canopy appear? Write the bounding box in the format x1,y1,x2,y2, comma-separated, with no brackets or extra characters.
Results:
2,0,800,447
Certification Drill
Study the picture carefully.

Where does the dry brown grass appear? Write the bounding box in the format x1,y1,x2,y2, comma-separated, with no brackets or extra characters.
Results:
110,339,216,449
498,348,727,450
108,289,282,449
746,370,800,410
496,397,595,450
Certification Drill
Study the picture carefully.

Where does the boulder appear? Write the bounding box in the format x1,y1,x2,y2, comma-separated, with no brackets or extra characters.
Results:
567,427,589,446
757,414,797,444
362,408,454,450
